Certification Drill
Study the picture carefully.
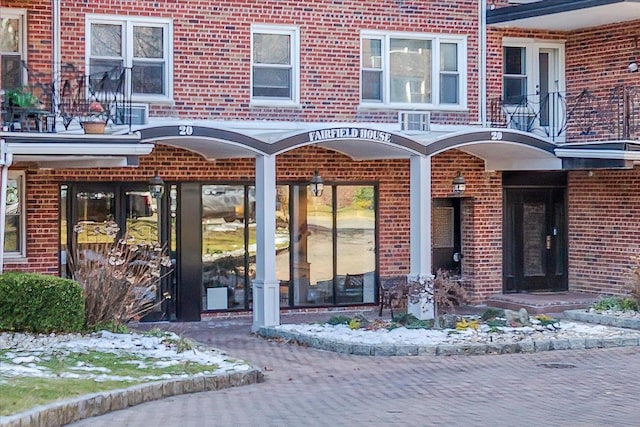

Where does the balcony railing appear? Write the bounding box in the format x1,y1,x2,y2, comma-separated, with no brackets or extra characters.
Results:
1,61,133,134
490,85,640,143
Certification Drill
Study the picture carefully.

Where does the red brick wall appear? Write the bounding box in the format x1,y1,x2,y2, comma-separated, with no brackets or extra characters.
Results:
568,168,640,296
433,150,503,303
46,0,480,125
1,0,53,95
10,146,502,302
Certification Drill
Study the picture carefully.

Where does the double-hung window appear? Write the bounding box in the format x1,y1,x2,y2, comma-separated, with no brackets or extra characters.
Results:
87,16,172,101
1,9,26,90
4,171,25,258
251,25,299,106
361,32,466,109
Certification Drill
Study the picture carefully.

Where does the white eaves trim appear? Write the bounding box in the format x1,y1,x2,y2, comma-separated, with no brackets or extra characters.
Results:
6,142,153,156
554,148,640,161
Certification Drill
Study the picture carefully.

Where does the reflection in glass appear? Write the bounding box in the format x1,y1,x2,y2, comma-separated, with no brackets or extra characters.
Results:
4,177,20,253
75,191,116,244
60,185,68,277
201,185,251,310
336,186,376,304
125,190,156,243
291,185,334,305
276,186,291,306
523,202,545,277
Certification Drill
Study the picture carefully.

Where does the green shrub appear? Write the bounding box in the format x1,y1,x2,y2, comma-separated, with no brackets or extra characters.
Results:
592,296,624,311
481,308,504,321
620,298,638,311
0,272,85,333
327,315,351,325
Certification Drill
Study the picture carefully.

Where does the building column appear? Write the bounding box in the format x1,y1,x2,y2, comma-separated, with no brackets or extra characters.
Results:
409,154,432,279
252,154,279,332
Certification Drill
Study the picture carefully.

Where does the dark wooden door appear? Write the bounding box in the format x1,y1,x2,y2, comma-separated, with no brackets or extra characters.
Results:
503,188,567,292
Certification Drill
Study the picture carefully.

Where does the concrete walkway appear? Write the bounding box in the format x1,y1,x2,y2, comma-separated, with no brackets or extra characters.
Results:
66,312,640,427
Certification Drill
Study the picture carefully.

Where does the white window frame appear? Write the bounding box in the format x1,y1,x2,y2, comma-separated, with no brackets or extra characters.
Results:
502,38,566,104
85,15,173,103
250,24,300,107
360,31,467,111
1,8,28,89
4,170,26,259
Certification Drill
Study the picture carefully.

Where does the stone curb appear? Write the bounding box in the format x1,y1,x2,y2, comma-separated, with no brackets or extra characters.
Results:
258,314,640,357
564,309,640,329
0,368,264,427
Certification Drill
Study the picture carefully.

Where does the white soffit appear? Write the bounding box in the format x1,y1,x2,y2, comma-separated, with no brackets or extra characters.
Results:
460,141,562,171
490,3,640,31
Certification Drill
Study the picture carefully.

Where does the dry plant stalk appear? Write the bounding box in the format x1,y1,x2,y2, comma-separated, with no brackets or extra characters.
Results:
67,221,172,329
627,255,640,304
433,269,470,314
408,269,470,316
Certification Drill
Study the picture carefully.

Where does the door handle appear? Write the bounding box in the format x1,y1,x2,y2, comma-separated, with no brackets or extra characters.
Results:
546,235,551,250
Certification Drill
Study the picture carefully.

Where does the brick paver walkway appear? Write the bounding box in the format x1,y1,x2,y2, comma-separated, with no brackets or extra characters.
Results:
67,315,640,426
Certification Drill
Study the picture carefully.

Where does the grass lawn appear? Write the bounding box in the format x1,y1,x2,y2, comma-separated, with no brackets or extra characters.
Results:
0,330,249,417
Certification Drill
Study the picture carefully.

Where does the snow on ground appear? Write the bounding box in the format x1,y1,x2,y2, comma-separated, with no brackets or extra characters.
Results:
0,330,251,383
275,318,640,346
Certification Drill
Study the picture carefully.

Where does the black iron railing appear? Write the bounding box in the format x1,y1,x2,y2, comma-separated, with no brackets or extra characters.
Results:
490,85,640,143
1,61,133,133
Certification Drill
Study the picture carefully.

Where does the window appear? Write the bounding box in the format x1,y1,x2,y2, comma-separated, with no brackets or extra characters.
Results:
361,32,466,109
87,16,172,101
251,25,299,106
5,171,25,257
503,46,527,105
1,9,26,90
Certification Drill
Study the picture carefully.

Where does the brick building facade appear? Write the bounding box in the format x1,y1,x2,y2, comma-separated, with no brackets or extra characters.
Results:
2,0,640,325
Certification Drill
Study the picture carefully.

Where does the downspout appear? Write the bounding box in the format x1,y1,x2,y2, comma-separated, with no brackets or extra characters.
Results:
52,0,61,115
479,0,487,126
0,140,14,274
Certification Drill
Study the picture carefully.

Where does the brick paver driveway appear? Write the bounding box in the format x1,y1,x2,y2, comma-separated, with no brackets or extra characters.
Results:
68,316,640,426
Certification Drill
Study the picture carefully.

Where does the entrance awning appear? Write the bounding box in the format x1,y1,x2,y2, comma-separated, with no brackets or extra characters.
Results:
487,0,640,31
555,140,640,169
0,132,151,168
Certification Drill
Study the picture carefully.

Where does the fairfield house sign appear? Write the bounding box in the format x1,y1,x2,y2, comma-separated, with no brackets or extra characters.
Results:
308,127,392,143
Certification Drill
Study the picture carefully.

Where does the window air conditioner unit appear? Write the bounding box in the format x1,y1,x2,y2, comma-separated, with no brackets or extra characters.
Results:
114,104,149,125
399,111,430,132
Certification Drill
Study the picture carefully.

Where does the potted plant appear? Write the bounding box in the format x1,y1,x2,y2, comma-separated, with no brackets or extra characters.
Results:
81,100,108,134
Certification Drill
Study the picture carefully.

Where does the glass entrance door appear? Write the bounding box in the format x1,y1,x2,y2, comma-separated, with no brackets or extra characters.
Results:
61,183,170,320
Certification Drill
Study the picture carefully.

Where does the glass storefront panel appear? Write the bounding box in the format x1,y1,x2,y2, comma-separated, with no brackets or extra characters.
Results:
276,185,291,306
201,185,248,310
336,186,376,304
293,185,334,305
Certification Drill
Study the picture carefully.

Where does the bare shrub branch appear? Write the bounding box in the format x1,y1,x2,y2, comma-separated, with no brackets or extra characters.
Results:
66,221,173,329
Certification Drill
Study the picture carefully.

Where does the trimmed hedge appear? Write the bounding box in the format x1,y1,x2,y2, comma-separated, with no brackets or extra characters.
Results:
0,272,85,333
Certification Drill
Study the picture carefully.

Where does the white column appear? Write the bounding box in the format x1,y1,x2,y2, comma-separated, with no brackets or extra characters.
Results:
0,140,13,274
408,154,434,320
252,154,279,332
409,155,432,278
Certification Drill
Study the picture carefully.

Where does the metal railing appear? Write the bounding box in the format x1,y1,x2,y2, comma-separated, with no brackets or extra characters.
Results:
489,85,640,143
1,61,133,133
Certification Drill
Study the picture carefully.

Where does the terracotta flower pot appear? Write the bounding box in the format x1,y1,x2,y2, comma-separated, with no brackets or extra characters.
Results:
82,121,106,134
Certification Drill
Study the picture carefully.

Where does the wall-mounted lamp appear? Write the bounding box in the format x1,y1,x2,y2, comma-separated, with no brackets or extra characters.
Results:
309,169,324,197
629,62,638,73
452,171,466,195
148,171,165,199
